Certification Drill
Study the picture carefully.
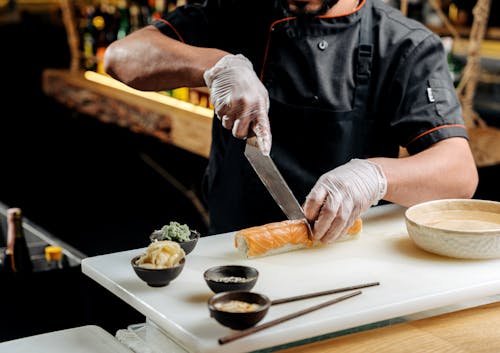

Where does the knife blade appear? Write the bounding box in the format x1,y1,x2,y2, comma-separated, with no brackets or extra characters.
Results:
244,137,312,234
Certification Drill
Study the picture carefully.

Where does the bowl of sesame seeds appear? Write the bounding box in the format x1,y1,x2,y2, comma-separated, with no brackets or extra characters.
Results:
203,265,259,293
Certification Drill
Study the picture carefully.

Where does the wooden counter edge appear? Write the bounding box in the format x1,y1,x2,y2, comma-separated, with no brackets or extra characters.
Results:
279,301,500,353
42,68,213,158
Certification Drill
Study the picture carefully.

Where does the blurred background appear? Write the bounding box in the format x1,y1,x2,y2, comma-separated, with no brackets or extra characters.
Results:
0,0,209,341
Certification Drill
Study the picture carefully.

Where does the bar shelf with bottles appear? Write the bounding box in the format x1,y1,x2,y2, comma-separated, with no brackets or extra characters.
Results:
42,0,213,158
77,0,213,108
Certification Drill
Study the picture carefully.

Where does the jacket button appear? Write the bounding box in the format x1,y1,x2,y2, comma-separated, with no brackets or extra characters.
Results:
318,40,328,50
312,95,320,104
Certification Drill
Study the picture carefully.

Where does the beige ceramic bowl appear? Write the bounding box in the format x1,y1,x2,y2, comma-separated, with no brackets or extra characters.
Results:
405,199,500,259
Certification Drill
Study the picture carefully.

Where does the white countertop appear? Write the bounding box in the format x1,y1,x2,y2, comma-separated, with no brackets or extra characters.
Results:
0,325,133,353
82,204,500,353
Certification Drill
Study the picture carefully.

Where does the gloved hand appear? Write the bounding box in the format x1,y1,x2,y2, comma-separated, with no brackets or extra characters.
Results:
303,159,387,243
203,54,271,155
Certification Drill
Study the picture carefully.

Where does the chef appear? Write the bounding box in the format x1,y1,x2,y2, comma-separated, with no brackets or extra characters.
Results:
103,0,478,241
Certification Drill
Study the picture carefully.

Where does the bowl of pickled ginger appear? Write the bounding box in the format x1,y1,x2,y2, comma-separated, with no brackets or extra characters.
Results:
131,240,186,287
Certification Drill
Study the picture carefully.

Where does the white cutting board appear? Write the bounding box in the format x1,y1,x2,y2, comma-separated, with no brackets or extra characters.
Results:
82,204,500,353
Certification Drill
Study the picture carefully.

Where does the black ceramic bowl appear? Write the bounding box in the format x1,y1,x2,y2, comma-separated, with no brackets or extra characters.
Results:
150,230,200,255
204,265,259,293
178,230,200,255
131,256,185,287
208,290,271,330
208,291,271,330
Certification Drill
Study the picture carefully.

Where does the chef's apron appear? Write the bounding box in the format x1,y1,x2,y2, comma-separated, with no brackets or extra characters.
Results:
205,2,374,235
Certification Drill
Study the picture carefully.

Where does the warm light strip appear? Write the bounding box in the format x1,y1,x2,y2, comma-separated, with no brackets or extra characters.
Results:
84,71,214,118
453,39,500,60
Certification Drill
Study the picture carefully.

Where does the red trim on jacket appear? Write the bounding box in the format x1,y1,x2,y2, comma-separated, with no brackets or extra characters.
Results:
260,0,367,80
156,18,185,43
405,124,467,147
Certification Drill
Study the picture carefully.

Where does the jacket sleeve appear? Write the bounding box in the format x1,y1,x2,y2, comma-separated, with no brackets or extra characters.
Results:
388,33,468,155
151,3,211,47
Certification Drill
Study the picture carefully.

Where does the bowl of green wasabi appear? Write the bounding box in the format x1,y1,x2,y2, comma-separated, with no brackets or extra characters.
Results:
150,221,200,255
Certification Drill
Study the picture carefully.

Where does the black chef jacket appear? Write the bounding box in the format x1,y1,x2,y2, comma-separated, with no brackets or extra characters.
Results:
153,0,468,235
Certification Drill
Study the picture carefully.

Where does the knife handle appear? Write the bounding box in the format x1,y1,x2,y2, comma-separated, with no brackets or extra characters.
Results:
246,130,259,148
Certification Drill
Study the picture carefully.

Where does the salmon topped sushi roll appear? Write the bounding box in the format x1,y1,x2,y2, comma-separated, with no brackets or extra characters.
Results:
235,218,362,258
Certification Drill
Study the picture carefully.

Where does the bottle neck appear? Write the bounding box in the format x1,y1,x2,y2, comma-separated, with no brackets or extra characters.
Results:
6,209,19,255
6,208,32,273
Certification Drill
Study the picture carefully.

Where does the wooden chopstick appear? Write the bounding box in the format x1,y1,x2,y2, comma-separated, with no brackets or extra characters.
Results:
218,290,362,345
271,281,379,305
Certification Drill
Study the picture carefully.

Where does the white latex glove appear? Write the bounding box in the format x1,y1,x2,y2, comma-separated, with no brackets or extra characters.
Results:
203,54,271,155
304,159,387,243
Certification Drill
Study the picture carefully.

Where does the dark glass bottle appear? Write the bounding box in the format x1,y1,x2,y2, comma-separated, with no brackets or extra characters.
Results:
0,219,10,271
81,4,97,71
117,0,130,40
129,2,142,33
4,208,33,273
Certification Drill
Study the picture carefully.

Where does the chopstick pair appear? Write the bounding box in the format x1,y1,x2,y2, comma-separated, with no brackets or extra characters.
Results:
271,281,380,305
218,281,380,345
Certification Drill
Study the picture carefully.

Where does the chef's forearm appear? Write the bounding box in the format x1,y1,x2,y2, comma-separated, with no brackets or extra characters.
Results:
104,25,228,92
369,137,478,207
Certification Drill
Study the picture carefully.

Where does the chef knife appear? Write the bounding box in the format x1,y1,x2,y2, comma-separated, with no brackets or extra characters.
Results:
244,136,312,234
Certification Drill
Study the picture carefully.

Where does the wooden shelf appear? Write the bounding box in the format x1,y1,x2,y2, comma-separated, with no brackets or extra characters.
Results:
42,69,213,158
452,38,500,61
